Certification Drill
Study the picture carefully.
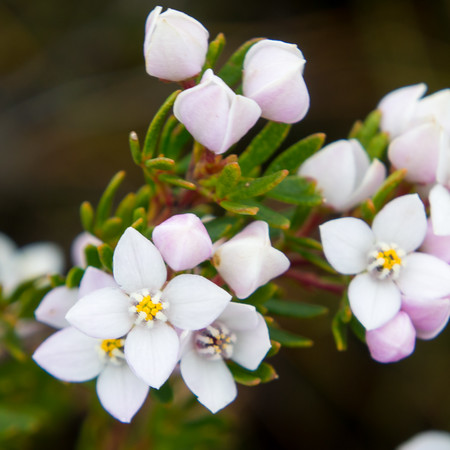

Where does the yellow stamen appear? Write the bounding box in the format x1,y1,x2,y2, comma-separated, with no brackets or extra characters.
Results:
377,249,402,270
100,338,125,357
135,295,163,321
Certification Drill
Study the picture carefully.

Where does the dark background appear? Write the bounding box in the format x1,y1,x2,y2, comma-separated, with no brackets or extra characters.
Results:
1,0,449,448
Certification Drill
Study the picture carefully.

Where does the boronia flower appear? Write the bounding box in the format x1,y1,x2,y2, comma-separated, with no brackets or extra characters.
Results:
298,139,386,211
66,227,231,389
320,194,450,330
180,302,271,413
144,6,209,82
213,221,290,299
173,69,261,154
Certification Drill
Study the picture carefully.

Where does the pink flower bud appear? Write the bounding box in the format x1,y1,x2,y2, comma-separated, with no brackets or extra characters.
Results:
144,6,209,82
365,311,416,363
152,214,213,271
243,39,310,124
173,69,261,154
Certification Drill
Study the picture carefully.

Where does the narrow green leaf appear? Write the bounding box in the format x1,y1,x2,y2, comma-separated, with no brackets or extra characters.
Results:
145,157,176,171
265,299,328,318
66,267,85,288
142,90,181,160
84,244,102,269
80,201,95,232
239,122,291,175
244,283,279,306
219,201,258,215
202,33,226,73
203,216,241,242
115,193,136,226
135,185,153,208
286,235,322,251
238,200,291,229
257,362,279,383
265,133,326,175
129,131,141,165
267,175,322,206
216,162,241,199
367,132,389,161
290,204,314,229
228,361,277,386
218,38,261,86
159,174,196,190
95,171,126,228
133,207,147,224
165,123,192,160
268,327,313,348
228,170,288,200
354,110,382,149
372,168,407,211
266,340,281,357
98,243,114,272
332,311,348,351
159,115,179,156
293,247,337,274
101,217,123,241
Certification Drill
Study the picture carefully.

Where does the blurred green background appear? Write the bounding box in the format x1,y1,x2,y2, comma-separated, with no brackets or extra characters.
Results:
0,0,449,448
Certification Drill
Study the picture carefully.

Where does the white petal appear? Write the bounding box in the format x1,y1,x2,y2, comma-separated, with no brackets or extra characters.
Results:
66,287,133,339
180,349,237,413
372,194,427,253
398,430,450,450
113,227,166,294
35,286,79,329
124,322,179,389
163,274,231,330
217,302,259,331
436,130,450,186
420,218,450,263
397,252,450,300
430,184,450,236
79,266,118,298
232,313,271,370
96,363,149,423
32,327,102,382
348,273,401,330
319,218,374,274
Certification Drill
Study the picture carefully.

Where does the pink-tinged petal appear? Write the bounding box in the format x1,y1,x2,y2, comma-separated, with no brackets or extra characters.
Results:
421,219,450,263
152,214,213,271
71,232,102,267
372,194,427,253
113,227,166,294
124,322,179,389
232,313,271,370
319,218,374,274
348,273,401,330
413,88,450,134
429,184,450,236
180,349,237,413
378,83,427,138
388,123,441,184
397,252,450,300
66,287,133,339
32,327,102,382
96,363,149,423
217,302,259,331
365,311,416,363
35,286,79,329
79,266,118,298
402,295,450,340
163,274,231,330
397,430,450,450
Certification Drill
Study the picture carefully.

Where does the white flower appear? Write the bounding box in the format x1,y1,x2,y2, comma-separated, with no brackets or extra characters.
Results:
180,302,271,413
66,227,231,389
397,430,450,450
320,194,450,330
298,139,386,211
213,221,290,299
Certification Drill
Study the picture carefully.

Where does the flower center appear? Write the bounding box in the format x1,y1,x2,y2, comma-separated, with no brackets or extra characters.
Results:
367,243,405,280
129,289,168,327
194,323,236,360
99,338,125,364
136,295,163,320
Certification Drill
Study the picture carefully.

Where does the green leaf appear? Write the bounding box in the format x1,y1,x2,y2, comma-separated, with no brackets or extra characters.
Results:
244,283,279,306
202,33,226,73
367,132,389,160
352,110,382,149
265,299,328,318
142,90,180,160
84,244,102,269
203,216,241,242
292,247,337,274
159,115,179,156
268,327,313,348
98,243,114,272
286,235,322,251
228,170,288,200
164,122,192,160
290,204,314,229
115,192,136,226
332,311,348,351
135,184,153,208
265,133,326,175
239,122,291,175
372,168,407,211
159,174,196,190
267,175,322,206
219,201,258,215
65,267,85,288
129,131,141,165
218,38,261,86
101,217,123,241
145,157,176,171
80,201,95,232
216,162,241,199
238,199,291,229
266,340,281,357
95,171,126,228
151,381,174,403
228,361,278,386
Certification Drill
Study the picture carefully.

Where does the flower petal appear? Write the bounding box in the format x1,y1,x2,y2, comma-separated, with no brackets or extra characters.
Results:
113,227,166,294
124,322,179,389
397,252,450,300
397,430,450,450
319,218,374,274
163,274,231,330
348,273,401,330
79,266,118,298
71,232,102,267
96,363,149,423
365,311,416,363
372,194,427,253
180,349,237,413
35,286,79,329
421,219,450,263
217,302,259,331
66,287,133,339
32,327,102,382
429,184,450,236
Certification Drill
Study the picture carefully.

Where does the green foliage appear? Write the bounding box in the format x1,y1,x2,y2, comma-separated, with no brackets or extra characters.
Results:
267,175,322,206
202,33,226,74
265,299,328,318
65,267,85,288
228,361,278,386
216,162,241,199
268,327,313,348
94,171,126,229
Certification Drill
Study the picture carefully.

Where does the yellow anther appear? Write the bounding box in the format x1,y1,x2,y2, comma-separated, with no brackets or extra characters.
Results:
377,249,402,270
135,295,163,321
100,338,125,357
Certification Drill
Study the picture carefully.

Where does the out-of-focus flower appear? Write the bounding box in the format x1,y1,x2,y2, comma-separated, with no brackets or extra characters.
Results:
180,302,271,413
213,221,290,299
0,232,64,294
144,6,209,82
397,430,450,450
298,139,386,211
421,219,450,263
66,227,231,389
174,69,261,154
71,232,102,267
243,39,309,123
152,214,212,271
320,194,450,330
